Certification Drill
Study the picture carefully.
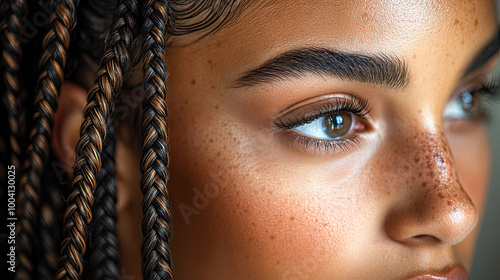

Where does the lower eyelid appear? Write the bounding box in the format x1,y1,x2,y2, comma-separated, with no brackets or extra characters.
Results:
444,111,489,127
277,129,364,155
444,95,490,122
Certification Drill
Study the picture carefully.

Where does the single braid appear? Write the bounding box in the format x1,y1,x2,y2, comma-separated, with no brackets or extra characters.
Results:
16,0,79,279
0,0,26,170
89,117,119,280
87,2,139,279
37,183,64,279
56,0,138,278
140,0,173,279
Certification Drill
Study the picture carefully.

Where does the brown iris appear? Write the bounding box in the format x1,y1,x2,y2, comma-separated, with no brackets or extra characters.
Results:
324,112,352,138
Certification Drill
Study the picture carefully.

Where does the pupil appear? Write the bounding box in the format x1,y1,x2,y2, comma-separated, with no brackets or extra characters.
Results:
324,113,351,138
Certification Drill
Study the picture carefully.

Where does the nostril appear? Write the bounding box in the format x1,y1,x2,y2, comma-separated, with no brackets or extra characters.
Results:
385,186,478,246
408,234,440,245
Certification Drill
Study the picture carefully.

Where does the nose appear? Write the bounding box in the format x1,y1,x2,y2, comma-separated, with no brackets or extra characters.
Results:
384,130,478,246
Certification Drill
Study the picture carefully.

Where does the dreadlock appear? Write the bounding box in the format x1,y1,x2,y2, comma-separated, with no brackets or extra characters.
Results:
2,1,247,279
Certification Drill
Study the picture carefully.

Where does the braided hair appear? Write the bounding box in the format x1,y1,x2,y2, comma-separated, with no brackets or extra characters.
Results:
1,0,247,279
140,0,173,278
16,0,79,279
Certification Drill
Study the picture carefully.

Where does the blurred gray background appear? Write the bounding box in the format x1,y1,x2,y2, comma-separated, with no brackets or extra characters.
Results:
470,2,500,278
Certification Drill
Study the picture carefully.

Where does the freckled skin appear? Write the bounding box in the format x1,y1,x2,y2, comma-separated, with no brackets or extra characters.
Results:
110,0,495,279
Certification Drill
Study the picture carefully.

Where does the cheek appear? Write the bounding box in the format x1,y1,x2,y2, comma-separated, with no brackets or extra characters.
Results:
166,93,372,278
211,173,363,278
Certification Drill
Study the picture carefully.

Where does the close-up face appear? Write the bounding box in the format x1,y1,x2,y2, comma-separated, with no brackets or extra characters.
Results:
48,0,499,279
125,1,497,279
8,0,500,279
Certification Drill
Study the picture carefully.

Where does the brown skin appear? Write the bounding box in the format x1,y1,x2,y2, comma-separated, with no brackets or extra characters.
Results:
54,0,496,279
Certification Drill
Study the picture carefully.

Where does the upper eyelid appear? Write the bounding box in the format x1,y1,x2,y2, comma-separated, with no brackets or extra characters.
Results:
274,95,371,130
447,78,500,104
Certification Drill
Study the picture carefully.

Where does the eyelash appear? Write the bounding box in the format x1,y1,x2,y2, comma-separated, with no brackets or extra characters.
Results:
279,131,364,154
274,95,371,129
456,78,500,122
274,95,371,154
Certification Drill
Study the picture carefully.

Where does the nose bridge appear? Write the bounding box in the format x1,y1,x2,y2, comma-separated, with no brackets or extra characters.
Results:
408,129,469,206
416,130,458,194
385,127,478,245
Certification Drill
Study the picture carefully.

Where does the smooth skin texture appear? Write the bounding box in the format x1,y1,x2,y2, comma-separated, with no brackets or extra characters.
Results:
53,0,497,279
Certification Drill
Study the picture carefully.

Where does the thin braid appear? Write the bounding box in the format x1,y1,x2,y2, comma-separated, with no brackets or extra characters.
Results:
0,0,26,170
37,183,64,279
89,117,119,280
56,0,138,278
16,0,79,279
140,0,173,279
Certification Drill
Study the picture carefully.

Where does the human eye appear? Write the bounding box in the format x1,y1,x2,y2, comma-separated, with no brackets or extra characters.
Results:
443,79,500,126
273,95,372,155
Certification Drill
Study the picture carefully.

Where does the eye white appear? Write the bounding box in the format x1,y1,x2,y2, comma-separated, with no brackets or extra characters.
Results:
294,115,351,140
443,98,467,119
443,92,474,120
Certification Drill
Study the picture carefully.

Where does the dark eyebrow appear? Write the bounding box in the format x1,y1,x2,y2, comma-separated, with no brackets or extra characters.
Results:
463,29,500,77
233,48,409,89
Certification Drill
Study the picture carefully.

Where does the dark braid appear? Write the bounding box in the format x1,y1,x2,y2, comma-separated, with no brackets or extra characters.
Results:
79,2,122,276
86,1,139,279
56,0,138,278
1,1,247,279
0,0,26,170
140,0,173,279
16,0,79,279
37,183,64,279
89,118,119,280
0,0,13,204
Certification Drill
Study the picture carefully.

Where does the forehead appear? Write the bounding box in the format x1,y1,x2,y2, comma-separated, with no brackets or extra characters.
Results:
246,1,492,49
167,0,497,89
178,0,495,50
